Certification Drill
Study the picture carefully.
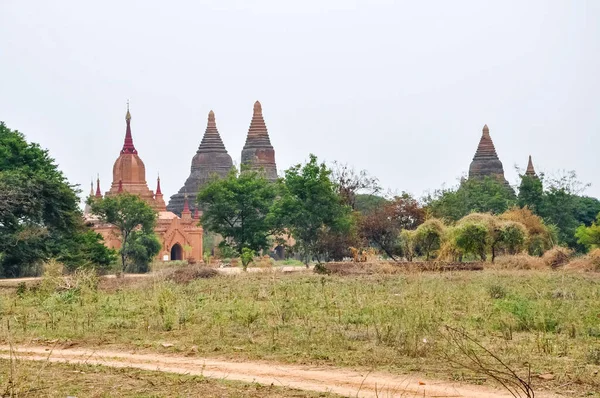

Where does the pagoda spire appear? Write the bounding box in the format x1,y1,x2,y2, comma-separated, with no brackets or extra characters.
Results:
243,100,272,147
121,101,137,154
473,124,499,159
89,179,94,197
525,155,537,177
156,175,162,195
95,175,102,198
193,208,200,220
198,110,228,153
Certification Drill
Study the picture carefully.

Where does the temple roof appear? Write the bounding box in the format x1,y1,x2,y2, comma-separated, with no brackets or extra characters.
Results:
198,110,228,154
243,101,273,148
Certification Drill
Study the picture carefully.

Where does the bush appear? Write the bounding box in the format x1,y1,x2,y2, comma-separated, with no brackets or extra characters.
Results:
493,254,546,270
166,266,218,284
542,247,572,269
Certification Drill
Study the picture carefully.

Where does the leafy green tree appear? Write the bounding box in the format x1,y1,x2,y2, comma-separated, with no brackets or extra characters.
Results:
57,230,116,271
498,221,528,255
426,177,516,222
122,231,161,273
454,222,489,261
517,174,544,214
534,172,600,250
197,167,280,259
88,193,157,272
354,194,389,214
575,213,600,250
0,122,107,277
414,218,445,260
276,154,352,266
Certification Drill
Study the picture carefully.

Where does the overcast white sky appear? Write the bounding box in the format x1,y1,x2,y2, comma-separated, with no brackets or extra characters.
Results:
1,0,598,204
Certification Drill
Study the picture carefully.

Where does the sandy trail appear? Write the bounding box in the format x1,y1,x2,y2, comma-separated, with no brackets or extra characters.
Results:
0,345,547,398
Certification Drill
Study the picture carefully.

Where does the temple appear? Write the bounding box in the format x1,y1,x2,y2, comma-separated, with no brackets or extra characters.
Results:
468,124,510,186
168,110,233,215
241,101,278,181
525,155,538,178
87,106,203,263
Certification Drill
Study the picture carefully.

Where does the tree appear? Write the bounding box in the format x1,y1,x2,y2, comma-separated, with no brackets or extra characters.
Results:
354,194,389,214
426,177,516,222
330,161,380,210
197,167,280,260
88,193,157,272
500,207,554,256
536,172,600,250
359,193,424,260
122,231,161,273
575,213,600,250
454,222,489,261
517,174,544,214
276,155,352,266
414,218,445,260
497,221,527,255
0,122,107,277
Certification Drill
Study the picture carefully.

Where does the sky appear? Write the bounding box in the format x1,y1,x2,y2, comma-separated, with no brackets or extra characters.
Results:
1,0,598,204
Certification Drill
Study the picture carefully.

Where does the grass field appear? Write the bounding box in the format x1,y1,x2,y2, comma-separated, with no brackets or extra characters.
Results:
1,268,600,396
0,358,337,397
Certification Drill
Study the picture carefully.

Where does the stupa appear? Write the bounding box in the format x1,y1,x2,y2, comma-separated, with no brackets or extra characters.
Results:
168,110,233,215
525,155,538,178
241,101,277,181
468,124,510,186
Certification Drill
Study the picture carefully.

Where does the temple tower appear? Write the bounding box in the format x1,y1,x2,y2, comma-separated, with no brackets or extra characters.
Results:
168,110,233,215
241,101,277,181
525,155,538,178
106,105,162,210
468,124,509,185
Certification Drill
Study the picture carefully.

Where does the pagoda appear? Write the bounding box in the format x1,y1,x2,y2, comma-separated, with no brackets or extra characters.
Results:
87,105,203,262
525,155,538,178
168,110,233,215
468,124,510,186
241,101,277,181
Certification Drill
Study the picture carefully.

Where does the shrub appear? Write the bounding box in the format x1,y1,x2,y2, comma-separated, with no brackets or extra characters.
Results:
414,218,445,260
488,284,507,299
587,347,600,365
542,247,573,269
166,266,218,284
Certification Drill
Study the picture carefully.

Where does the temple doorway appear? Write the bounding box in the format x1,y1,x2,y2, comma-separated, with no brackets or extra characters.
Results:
170,243,183,261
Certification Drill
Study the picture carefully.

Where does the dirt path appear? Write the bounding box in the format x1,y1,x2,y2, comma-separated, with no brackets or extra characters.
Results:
0,345,549,398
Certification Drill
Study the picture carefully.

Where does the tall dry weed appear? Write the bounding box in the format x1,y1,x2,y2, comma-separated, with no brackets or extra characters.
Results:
493,254,546,270
542,247,573,269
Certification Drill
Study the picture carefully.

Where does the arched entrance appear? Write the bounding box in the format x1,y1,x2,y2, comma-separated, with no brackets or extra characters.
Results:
170,243,183,261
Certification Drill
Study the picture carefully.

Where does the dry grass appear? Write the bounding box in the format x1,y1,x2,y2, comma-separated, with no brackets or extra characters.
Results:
565,249,600,272
324,261,483,275
492,254,546,270
542,247,573,268
0,358,336,397
165,265,219,284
